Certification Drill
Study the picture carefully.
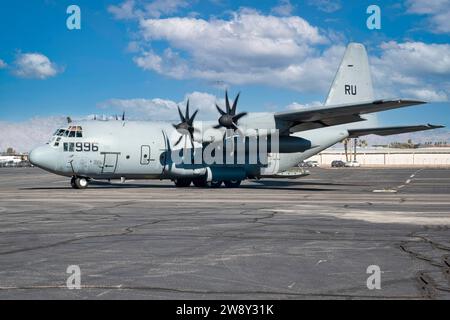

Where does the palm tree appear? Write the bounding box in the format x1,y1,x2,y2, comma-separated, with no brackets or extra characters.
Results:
342,138,350,162
353,139,368,161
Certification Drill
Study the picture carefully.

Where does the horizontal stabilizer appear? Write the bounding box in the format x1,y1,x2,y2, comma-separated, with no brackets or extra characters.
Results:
347,124,444,138
275,99,426,133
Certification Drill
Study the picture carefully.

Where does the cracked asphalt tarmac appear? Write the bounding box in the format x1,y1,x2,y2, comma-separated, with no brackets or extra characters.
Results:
0,167,449,299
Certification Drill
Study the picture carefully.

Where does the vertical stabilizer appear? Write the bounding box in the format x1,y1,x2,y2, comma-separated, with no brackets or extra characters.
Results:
325,43,374,106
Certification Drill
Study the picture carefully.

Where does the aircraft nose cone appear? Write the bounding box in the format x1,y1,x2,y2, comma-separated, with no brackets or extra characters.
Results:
29,146,55,170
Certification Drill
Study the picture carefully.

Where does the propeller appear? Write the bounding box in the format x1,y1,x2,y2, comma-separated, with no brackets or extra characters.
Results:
172,99,198,149
214,90,247,136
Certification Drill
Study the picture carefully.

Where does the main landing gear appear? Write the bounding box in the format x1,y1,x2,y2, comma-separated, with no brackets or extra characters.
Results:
71,176,90,189
173,178,241,188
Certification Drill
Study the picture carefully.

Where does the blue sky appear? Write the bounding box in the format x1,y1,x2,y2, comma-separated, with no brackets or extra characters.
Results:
0,0,449,129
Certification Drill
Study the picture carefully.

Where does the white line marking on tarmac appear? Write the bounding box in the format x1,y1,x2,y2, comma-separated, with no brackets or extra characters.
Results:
271,207,450,225
375,168,425,193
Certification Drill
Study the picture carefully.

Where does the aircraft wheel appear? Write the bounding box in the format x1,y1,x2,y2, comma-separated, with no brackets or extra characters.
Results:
174,178,192,187
209,180,222,188
192,177,208,187
74,177,89,189
224,180,241,188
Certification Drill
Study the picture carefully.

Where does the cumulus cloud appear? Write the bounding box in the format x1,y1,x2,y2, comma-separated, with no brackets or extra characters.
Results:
406,0,450,34
371,41,450,101
131,11,334,91
271,0,295,16
108,0,136,20
98,91,220,120
285,101,322,110
108,0,190,20
12,52,61,79
110,5,449,103
0,59,7,69
307,0,341,13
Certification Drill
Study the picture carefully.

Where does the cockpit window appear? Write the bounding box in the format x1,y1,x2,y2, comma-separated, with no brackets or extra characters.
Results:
53,129,67,136
63,142,75,152
67,126,83,138
50,126,83,148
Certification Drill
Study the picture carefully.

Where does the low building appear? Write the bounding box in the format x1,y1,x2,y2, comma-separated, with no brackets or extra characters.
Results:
309,147,450,167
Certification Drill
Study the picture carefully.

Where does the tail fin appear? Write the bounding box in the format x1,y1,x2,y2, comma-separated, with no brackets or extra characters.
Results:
325,43,374,106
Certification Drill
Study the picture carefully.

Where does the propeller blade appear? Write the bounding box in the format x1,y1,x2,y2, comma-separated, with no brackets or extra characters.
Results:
213,124,222,129
232,122,245,136
225,90,230,114
174,135,183,146
190,133,195,150
185,99,190,119
188,109,198,126
122,111,125,121
233,112,247,122
216,104,226,116
177,105,185,122
231,92,240,115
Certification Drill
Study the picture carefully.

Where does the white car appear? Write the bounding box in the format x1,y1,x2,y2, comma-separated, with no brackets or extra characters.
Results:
345,161,360,167
307,160,319,167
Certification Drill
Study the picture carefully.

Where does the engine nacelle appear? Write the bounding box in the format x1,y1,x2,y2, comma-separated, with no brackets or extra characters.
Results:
277,136,313,153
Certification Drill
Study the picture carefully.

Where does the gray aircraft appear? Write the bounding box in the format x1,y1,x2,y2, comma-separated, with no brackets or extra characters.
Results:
29,43,443,189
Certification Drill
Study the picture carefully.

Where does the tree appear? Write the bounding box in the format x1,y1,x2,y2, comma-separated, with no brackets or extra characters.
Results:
342,138,350,162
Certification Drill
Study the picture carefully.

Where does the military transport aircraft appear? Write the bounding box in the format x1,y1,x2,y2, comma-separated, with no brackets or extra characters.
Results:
29,43,443,189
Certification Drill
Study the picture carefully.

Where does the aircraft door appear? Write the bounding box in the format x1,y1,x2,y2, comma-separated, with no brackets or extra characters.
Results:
102,152,118,174
140,145,151,165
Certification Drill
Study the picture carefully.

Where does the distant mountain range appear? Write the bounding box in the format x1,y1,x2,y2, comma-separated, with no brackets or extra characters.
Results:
357,128,450,146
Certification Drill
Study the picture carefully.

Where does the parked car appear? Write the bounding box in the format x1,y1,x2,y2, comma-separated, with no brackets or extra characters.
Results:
298,160,319,167
345,161,361,167
307,161,319,167
331,160,345,167
298,161,309,167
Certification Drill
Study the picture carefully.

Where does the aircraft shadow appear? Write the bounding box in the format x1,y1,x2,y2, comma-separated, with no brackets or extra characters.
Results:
247,179,360,187
19,178,356,191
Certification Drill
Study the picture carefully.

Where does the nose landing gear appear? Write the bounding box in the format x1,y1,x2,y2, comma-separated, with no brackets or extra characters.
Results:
71,176,89,189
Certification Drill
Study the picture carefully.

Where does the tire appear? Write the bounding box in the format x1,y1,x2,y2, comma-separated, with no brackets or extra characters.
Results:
192,177,208,187
209,180,223,188
174,178,192,187
75,177,89,189
224,180,241,188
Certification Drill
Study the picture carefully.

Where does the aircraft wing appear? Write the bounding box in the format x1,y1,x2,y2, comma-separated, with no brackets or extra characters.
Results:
275,99,426,133
347,124,445,138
